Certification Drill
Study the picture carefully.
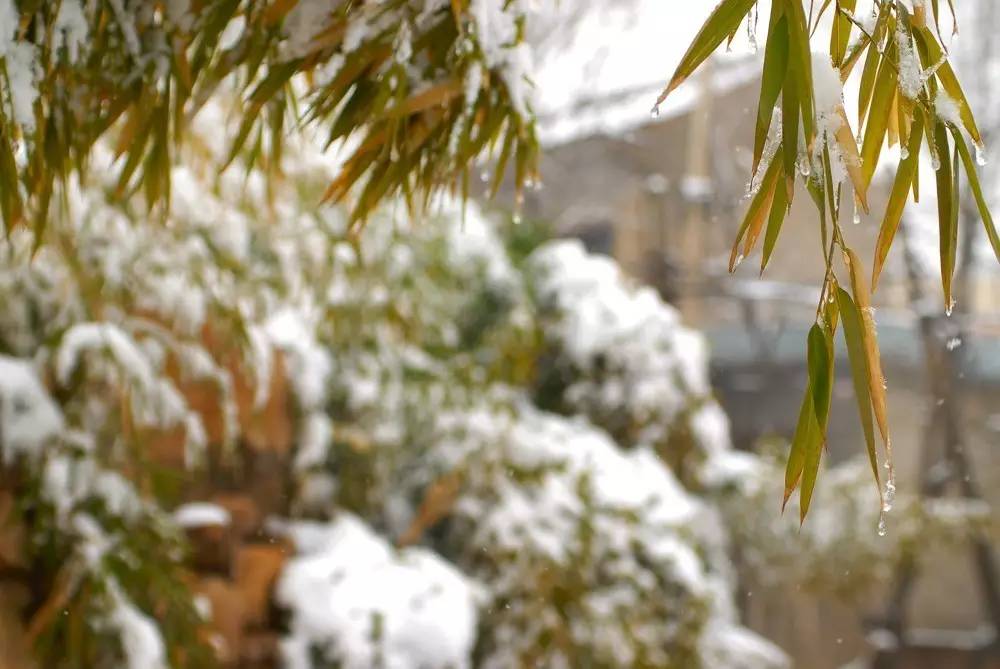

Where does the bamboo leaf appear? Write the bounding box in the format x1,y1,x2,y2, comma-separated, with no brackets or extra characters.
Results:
781,68,800,184
913,26,983,146
952,127,1000,264
761,165,789,273
857,37,880,123
653,0,758,107
783,384,818,510
860,37,899,188
731,154,782,271
835,285,882,498
800,322,833,521
785,0,815,147
845,246,890,451
835,106,868,213
754,9,790,174
830,0,857,66
807,322,834,431
872,108,925,288
934,121,957,309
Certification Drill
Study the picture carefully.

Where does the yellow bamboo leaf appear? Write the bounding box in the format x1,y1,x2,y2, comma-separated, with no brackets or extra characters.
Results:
835,106,868,213
844,247,889,451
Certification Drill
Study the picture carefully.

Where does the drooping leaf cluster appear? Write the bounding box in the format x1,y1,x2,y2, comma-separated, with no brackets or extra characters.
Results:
659,0,998,522
0,0,537,232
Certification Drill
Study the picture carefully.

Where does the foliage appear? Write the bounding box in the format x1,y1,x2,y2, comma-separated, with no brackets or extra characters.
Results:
0,98,788,667
661,0,999,521
0,362,214,669
0,0,537,229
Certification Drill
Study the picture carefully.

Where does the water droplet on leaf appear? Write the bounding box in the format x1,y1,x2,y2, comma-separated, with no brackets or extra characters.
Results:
975,141,988,166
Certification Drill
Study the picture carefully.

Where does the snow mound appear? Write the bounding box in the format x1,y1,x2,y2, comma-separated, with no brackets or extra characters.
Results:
277,514,480,669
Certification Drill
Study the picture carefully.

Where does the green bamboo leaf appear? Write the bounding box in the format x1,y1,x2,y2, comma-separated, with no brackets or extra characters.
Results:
835,286,882,498
934,121,958,309
860,37,898,188
952,127,1000,264
653,0,758,107
783,385,818,510
785,0,815,147
872,108,925,288
781,68,800,184
800,322,834,522
830,0,857,66
857,40,880,125
754,9,789,174
807,322,834,431
798,403,823,522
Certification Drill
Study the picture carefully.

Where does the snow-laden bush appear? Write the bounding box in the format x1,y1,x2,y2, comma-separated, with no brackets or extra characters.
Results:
0,357,212,669
0,95,785,668
527,239,742,486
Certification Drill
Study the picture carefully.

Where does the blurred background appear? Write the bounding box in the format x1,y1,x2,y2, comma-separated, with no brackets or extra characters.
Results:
516,1,1000,667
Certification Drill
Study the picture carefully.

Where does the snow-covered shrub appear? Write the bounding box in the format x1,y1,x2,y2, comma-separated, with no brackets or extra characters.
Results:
432,401,720,668
0,92,785,668
0,356,212,669
528,239,734,485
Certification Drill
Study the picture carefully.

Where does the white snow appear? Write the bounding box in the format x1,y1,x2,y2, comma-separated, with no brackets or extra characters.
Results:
470,0,534,119
4,43,39,131
173,502,231,528
896,25,924,100
528,239,712,446
812,54,845,114
0,355,64,464
936,90,964,127
107,581,169,669
277,514,480,669
53,0,89,63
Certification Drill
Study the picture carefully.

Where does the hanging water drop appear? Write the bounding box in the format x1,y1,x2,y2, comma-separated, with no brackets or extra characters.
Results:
734,253,745,268
882,479,896,512
931,151,942,171
945,299,955,316
650,104,660,119
797,155,812,177
877,516,888,537
747,9,758,54
479,170,490,183
946,336,962,350
900,145,910,160
853,199,862,225
975,141,988,166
